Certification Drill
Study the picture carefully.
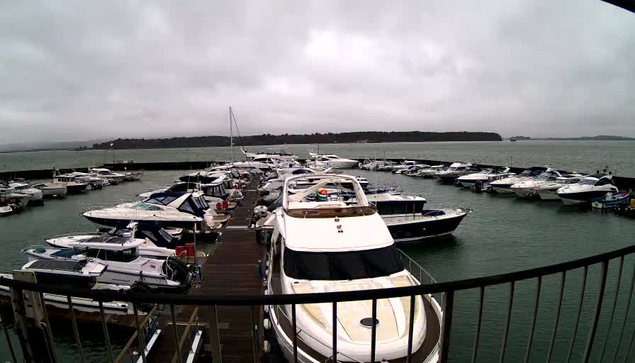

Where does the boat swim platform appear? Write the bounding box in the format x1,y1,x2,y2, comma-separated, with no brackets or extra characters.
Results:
147,178,266,363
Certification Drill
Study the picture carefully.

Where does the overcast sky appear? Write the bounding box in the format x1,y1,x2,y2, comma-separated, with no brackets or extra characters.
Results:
0,1,634,145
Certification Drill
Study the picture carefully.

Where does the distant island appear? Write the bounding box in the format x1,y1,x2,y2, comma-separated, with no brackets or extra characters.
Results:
92,131,503,150
506,135,634,141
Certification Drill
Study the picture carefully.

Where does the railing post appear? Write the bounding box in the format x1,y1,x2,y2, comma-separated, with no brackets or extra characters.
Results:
370,298,378,363
10,271,57,363
471,287,485,363
499,281,515,363
332,302,337,362
582,261,609,363
67,296,86,363
440,290,455,363
613,260,635,363
133,303,147,363
207,305,222,363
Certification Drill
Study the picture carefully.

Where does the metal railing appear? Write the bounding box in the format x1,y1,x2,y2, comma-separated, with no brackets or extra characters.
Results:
1,244,635,363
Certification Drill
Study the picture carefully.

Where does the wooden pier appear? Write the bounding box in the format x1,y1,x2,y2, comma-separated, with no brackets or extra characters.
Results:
146,179,266,363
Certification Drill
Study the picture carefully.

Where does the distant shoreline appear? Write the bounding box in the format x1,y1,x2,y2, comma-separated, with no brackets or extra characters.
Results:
90,131,503,150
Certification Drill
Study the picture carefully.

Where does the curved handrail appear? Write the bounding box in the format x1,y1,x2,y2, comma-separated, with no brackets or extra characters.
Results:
2,243,634,306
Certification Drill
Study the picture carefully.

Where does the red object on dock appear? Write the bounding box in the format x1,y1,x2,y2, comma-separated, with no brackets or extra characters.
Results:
185,243,196,257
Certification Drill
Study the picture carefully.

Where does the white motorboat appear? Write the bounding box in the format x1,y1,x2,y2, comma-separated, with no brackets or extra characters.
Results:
456,167,514,187
557,173,619,205
83,192,227,230
232,155,298,170
53,174,90,193
416,165,445,178
0,185,30,206
306,152,359,169
391,160,418,174
266,174,442,363
403,164,432,176
90,168,126,185
66,171,109,188
0,273,133,315
241,147,298,161
8,182,43,205
139,179,239,209
510,168,563,198
534,174,584,200
33,182,68,198
434,162,477,183
123,171,144,181
23,240,192,292
45,223,177,260
488,167,548,194
21,259,107,289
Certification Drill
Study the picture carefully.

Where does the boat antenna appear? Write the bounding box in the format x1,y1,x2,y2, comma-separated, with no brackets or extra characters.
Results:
229,107,233,162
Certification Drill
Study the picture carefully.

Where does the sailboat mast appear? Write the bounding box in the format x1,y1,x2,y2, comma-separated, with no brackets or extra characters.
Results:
229,106,234,162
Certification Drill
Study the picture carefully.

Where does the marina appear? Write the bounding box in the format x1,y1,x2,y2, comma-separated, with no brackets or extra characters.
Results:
1,0,635,361
0,148,634,362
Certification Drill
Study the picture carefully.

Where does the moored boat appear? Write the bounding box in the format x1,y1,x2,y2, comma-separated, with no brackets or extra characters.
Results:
266,174,442,362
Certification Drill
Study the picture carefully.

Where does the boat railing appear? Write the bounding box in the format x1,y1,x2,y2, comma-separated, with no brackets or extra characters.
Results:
2,243,635,363
397,248,438,285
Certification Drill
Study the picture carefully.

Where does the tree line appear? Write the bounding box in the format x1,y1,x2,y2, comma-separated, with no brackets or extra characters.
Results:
92,131,502,149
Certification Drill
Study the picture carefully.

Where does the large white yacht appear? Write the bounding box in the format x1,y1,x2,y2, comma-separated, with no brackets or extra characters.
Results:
306,153,359,169
488,166,548,194
82,191,226,230
266,174,442,363
557,173,618,205
510,168,562,198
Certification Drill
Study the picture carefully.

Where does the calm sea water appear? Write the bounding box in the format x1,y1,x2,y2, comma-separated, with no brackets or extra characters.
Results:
1,140,634,177
0,166,634,361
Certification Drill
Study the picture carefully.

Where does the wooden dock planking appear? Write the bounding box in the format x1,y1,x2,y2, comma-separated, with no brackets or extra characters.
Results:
149,178,266,363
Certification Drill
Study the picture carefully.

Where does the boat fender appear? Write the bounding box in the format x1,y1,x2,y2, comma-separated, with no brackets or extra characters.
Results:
263,340,271,353
264,304,270,313
263,318,271,330
175,246,187,258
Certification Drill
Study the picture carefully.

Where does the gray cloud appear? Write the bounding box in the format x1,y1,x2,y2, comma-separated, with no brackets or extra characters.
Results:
0,0,634,144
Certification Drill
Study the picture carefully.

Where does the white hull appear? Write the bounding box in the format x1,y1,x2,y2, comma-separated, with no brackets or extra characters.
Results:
512,188,535,198
537,189,560,200
24,252,180,290
41,187,67,197
560,198,586,206
492,187,514,194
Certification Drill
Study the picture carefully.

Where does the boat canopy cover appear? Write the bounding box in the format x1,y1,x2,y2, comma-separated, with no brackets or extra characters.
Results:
145,192,209,217
26,259,86,272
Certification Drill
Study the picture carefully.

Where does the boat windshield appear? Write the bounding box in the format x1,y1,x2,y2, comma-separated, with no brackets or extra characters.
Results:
283,245,404,280
580,179,597,185
130,203,162,211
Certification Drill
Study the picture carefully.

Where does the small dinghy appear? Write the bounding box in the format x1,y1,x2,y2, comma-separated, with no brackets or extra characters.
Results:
591,190,632,210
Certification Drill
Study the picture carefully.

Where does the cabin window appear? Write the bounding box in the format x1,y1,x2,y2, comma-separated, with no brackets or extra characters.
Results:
595,179,611,186
85,248,138,262
283,245,404,280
